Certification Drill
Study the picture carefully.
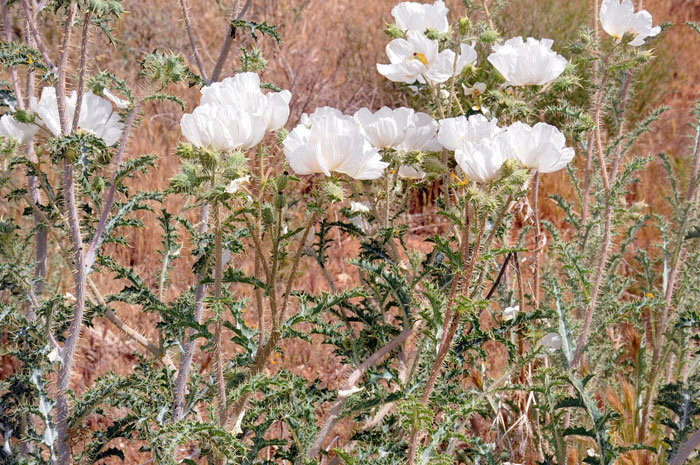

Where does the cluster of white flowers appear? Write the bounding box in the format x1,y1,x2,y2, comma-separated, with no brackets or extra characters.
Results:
377,1,477,85
0,86,125,146
180,72,291,153
437,114,575,183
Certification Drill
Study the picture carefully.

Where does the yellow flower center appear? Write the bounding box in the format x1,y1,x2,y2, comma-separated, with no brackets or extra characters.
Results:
411,52,429,66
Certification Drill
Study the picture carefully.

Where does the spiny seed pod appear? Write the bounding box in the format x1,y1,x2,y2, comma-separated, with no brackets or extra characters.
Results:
262,203,274,227
276,173,289,191
275,192,286,210
502,158,518,178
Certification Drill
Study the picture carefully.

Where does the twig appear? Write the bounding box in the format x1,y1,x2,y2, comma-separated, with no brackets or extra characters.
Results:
20,0,56,71
71,11,92,133
209,0,252,83
179,0,208,81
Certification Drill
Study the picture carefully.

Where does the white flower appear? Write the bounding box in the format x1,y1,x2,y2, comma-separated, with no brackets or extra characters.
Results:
504,121,575,173
180,103,265,152
487,37,567,86
540,332,562,350
283,107,389,180
463,82,487,98
0,114,39,144
503,305,520,321
354,107,414,149
438,114,502,151
378,31,456,84
396,111,441,152
200,72,292,131
600,0,660,46
225,175,250,194
338,385,364,397
102,88,130,109
30,87,124,145
454,133,510,183
391,0,449,34
455,42,478,75
349,201,371,214
398,164,426,179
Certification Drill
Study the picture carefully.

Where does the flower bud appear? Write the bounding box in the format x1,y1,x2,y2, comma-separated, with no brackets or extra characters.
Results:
458,17,471,36
275,192,287,210
276,173,289,191
384,23,407,39
323,180,345,203
261,203,274,227
479,30,500,44
425,28,440,40
501,158,519,178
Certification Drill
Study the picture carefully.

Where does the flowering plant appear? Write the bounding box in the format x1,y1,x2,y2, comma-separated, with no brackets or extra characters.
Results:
0,1,698,465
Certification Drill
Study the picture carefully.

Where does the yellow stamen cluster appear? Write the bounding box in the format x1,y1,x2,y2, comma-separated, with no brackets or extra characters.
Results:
411,52,428,66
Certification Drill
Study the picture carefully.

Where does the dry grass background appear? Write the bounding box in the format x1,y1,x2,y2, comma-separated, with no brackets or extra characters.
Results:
3,0,700,461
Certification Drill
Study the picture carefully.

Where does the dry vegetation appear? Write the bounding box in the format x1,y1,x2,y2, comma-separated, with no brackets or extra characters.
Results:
2,0,700,461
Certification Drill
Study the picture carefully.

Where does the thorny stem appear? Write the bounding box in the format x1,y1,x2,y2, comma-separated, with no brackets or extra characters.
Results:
20,0,56,71
482,0,495,30
638,109,700,439
71,12,91,133
226,211,318,429
307,325,415,459
532,171,542,308
407,201,481,465
210,0,252,83
572,71,632,368
581,0,601,224
179,0,208,81
213,203,228,425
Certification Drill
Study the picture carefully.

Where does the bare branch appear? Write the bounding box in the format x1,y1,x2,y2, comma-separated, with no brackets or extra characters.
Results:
179,0,208,81
209,0,252,83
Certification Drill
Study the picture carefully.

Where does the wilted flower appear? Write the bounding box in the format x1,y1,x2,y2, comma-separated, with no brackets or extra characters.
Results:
398,164,426,179
540,332,562,350
454,134,510,183
502,305,520,321
180,104,265,152
391,0,449,34
487,37,567,86
378,31,456,84
354,107,414,149
283,107,388,180
600,0,660,46
30,87,124,145
200,72,292,131
102,88,130,109
225,175,250,194
349,201,371,214
0,114,39,144
504,121,575,173
438,114,502,151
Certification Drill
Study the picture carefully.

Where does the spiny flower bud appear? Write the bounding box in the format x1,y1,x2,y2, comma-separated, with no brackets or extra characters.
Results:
276,172,289,191
261,203,274,227
323,180,345,203
275,192,286,210
479,30,500,45
384,23,407,39
501,158,519,178
458,17,471,36
425,28,440,40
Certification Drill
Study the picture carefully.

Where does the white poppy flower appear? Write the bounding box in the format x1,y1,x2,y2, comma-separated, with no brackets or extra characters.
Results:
283,107,389,180
454,133,510,183
30,87,124,145
102,88,130,109
378,31,456,84
455,42,478,75
540,332,562,350
180,103,266,152
487,37,567,86
398,164,426,179
225,175,250,194
0,114,39,144
349,201,371,214
438,114,502,151
600,0,660,46
504,121,575,173
354,106,414,149
200,72,292,131
503,305,520,321
391,0,449,34
463,82,487,98
396,111,441,152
